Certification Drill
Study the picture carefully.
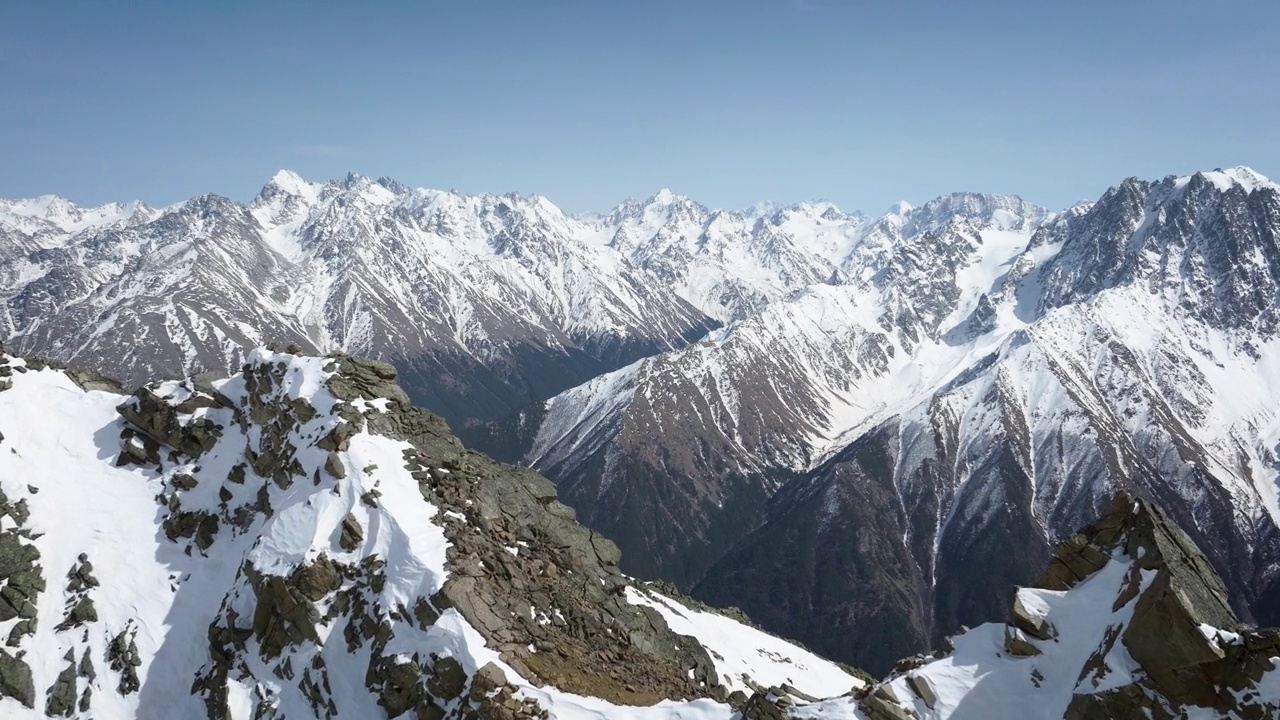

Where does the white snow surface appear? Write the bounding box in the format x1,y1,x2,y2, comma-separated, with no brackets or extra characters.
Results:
886,557,1151,719
0,349,847,719
0,361,177,720
626,586,865,700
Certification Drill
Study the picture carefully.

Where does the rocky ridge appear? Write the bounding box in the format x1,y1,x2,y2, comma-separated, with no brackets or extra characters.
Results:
495,168,1280,675
1,173,720,428
820,491,1280,720
0,346,863,719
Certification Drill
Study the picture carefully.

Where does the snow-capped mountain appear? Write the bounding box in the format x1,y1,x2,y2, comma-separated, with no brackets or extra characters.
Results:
0,172,719,427
0,347,866,719
582,190,870,323
8,165,1280,685
2,348,1276,719
490,168,1280,674
0,172,1052,435
503,190,1053,586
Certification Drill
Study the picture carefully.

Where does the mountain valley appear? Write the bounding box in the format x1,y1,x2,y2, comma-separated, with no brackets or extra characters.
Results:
5,166,1280,708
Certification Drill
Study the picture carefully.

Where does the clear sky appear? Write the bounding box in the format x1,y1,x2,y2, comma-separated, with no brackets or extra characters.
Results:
2,0,1277,215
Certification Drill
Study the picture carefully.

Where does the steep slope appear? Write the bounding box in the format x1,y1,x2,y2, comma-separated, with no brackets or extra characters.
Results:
248,172,719,423
0,347,863,718
512,192,1050,588
0,173,719,427
4,195,316,385
696,169,1280,675
502,169,1280,675
804,492,1280,720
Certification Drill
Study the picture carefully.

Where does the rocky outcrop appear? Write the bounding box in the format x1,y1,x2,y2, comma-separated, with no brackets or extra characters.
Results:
1056,492,1280,719
322,353,723,707
0,484,40,708
102,348,735,719
835,491,1280,720
0,648,34,709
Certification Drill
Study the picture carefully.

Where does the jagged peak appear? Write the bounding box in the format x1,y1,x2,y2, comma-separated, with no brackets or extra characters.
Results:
1173,165,1279,195
169,192,246,218
777,200,852,220
742,200,779,218
340,170,368,189
266,168,309,191
375,176,411,195
601,197,645,224
915,190,1043,216
891,191,1048,235
256,168,322,205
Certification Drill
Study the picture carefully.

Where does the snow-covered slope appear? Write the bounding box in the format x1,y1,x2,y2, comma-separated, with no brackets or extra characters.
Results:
581,191,870,322
626,586,862,701
0,347,863,719
504,168,1280,675
806,492,1280,720
0,174,719,427
517,190,1052,587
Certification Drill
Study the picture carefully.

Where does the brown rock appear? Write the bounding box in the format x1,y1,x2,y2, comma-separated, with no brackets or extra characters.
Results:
338,514,363,552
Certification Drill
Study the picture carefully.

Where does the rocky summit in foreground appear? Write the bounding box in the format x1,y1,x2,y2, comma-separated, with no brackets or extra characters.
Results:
806,492,1280,720
0,346,862,719
0,347,1278,719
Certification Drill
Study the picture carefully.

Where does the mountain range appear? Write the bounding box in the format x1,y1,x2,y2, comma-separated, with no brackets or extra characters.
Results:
1,347,1277,719
4,167,1280,681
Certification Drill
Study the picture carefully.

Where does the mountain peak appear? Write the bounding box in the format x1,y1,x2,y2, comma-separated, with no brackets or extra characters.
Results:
1179,166,1278,194
375,176,411,195
341,170,368,189
267,168,307,191
648,187,681,204
255,169,321,206
743,200,779,218
886,199,914,215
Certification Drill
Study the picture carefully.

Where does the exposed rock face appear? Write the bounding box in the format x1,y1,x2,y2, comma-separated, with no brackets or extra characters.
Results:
0,648,35,709
805,491,1280,720
1053,493,1280,719
319,353,723,707
0,478,41,709
138,350,727,719
0,176,721,429
2,348,865,719
508,169,1280,677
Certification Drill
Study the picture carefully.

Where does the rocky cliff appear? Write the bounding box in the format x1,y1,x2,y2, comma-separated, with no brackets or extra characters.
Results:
507,169,1280,677
790,491,1280,720
0,346,862,719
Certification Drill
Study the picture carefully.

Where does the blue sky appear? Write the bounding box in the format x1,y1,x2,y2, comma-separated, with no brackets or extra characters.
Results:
2,1,1277,214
